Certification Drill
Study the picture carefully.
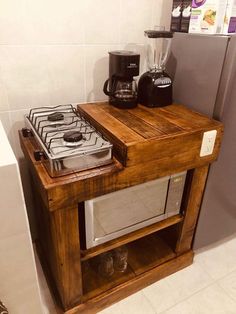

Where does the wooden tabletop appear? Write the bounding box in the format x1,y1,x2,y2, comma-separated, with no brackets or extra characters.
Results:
20,102,223,210
78,102,223,166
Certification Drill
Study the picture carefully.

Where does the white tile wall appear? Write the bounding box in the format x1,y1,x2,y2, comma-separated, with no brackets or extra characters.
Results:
85,0,121,44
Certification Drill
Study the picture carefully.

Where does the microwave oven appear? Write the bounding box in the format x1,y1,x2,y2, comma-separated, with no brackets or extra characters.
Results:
79,171,187,249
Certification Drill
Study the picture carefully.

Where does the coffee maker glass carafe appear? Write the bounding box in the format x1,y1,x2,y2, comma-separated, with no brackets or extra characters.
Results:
114,79,137,100
138,28,173,107
103,51,140,109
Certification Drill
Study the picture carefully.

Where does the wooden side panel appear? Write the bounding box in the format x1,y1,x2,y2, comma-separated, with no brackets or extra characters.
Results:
34,183,83,311
49,207,83,310
127,127,223,166
176,165,209,254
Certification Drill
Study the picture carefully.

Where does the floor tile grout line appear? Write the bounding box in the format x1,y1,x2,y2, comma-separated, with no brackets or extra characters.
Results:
195,258,236,283
215,266,236,281
140,290,159,314
134,261,215,314
142,282,215,314
194,259,220,283
157,281,223,314
215,280,236,305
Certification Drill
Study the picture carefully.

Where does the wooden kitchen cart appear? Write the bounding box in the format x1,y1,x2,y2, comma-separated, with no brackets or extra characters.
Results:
20,103,223,314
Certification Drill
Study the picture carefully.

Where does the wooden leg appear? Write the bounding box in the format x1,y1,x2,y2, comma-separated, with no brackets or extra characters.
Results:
50,206,82,310
176,165,209,254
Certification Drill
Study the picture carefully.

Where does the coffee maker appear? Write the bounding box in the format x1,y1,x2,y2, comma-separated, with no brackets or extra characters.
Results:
103,51,140,109
138,29,173,107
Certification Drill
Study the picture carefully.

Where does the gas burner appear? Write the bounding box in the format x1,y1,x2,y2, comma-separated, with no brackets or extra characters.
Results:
48,112,64,122
63,131,83,146
63,131,83,142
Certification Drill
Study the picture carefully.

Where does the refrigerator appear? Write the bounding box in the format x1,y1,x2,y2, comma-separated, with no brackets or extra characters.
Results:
167,33,236,249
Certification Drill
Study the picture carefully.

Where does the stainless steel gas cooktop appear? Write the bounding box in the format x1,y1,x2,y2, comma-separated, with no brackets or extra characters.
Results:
22,104,113,177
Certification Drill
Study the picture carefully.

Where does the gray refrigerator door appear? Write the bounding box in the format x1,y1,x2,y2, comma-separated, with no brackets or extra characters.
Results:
167,33,229,117
167,33,236,249
194,35,236,248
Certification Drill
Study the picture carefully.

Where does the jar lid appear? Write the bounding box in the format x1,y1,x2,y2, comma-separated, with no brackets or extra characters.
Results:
144,30,173,38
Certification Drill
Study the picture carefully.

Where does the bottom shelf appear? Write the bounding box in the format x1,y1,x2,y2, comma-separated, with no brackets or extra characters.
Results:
82,233,176,302
127,234,176,275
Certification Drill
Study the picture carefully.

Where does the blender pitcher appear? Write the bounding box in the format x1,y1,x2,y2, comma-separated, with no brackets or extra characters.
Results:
138,28,173,107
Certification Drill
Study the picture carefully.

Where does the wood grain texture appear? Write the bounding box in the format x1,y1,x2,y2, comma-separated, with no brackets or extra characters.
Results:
33,182,82,310
78,102,223,167
126,234,176,275
176,165,210,254
50,207,83,310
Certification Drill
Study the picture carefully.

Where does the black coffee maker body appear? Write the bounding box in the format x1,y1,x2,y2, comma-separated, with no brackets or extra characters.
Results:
103,51,140,109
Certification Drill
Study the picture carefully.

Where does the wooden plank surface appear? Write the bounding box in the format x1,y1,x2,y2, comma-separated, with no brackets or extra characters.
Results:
98,102,165,138
127,106,182,134
78,103,143,143
78,102,223,166
127,234,176,275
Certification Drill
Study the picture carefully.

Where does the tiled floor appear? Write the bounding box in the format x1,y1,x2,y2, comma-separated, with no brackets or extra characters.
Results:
36,235,236,314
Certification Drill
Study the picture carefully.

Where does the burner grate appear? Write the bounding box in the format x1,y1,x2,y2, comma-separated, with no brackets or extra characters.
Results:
26,104,113,161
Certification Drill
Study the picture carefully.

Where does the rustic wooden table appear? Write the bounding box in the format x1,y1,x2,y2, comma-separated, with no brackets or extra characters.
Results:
20,102,223,314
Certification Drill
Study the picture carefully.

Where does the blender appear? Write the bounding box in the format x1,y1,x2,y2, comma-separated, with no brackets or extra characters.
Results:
138,28,173,107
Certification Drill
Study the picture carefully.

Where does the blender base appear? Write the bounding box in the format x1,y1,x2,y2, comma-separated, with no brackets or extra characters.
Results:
138,71,173,108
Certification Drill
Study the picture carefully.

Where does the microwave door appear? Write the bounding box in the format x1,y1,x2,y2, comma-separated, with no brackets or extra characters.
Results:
85,175,170,248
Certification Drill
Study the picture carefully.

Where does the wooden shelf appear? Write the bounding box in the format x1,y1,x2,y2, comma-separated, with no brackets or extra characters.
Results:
81,260,135,302
127,234,176,275
82,233,176,302
80,214,183,262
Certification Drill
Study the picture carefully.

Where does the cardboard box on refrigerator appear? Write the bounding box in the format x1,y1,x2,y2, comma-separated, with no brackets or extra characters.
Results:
223,0,236,33
180,0,192,32
189,0,228,34
171,0,183,32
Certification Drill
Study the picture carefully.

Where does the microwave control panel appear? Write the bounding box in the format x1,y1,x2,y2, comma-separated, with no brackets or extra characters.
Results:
165,171,187,217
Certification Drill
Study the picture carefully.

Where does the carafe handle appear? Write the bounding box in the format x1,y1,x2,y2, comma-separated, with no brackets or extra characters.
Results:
103,79,113,96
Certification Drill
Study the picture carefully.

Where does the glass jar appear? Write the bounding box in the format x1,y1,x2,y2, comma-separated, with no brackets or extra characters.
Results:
113,246,128,272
